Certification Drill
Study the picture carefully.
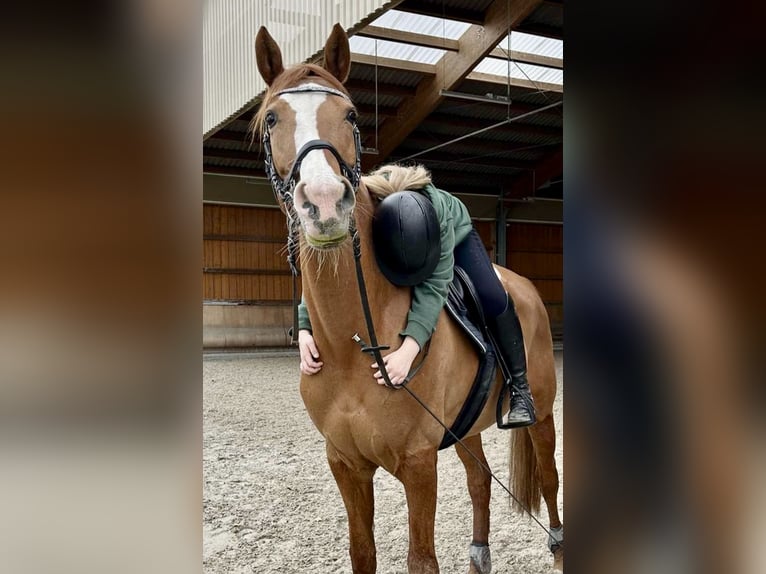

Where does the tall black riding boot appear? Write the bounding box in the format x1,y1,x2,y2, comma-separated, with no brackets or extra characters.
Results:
491,294,536,428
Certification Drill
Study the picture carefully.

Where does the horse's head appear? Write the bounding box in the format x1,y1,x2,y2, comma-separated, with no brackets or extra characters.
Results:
255,24,358,250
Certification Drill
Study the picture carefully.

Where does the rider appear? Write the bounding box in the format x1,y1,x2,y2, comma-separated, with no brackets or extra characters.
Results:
297,166,536,428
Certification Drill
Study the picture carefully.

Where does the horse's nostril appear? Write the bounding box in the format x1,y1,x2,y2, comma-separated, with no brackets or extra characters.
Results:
302,201,319,220
338,183,355,212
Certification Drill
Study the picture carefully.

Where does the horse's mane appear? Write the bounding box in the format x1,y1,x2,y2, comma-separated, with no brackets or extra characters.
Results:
250,64,350,142
363,164,432,200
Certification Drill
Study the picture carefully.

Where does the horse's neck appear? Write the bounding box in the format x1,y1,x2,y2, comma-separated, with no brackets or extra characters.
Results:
300,186,404,357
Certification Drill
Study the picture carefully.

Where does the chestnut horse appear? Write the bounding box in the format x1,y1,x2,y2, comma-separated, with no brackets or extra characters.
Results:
254,24,562,573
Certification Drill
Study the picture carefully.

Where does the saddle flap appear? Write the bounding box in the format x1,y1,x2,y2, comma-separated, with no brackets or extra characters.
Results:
445,266,490,354
439,266,497,450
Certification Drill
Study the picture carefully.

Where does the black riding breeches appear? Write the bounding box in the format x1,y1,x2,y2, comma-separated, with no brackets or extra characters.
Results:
453,228,508,319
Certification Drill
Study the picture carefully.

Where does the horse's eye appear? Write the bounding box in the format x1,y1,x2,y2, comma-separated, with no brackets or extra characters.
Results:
346,109,358,124
265,110,277,127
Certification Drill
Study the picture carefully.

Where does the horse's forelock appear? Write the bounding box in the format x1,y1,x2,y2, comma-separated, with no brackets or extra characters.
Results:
250,64,350,142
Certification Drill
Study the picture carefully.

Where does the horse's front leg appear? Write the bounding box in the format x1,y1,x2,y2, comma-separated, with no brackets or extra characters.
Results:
326,443,378,573
396,448,439,574
455,434,492,574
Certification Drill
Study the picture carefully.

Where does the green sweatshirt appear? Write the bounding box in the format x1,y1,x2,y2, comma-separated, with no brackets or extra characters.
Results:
297,183,473,349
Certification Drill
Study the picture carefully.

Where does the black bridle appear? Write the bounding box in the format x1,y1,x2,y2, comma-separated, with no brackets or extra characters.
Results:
261,84,362,278
262,85,362,204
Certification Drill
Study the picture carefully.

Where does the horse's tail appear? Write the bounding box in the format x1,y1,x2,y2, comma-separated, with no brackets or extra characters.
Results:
509,427,541,515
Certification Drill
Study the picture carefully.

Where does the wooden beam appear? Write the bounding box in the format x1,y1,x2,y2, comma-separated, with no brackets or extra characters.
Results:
466,70,563,93
361,0,544,170
357,25,459,51
488,48,563,69
203,268,292,276
504,145,563,199
350,53,436,75
204,234,284,244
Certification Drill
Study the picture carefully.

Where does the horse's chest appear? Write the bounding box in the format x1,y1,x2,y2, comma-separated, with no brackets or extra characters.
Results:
300,376,413,466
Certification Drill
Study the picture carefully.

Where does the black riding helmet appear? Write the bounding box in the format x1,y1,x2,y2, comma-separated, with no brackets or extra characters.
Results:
372,190,441,287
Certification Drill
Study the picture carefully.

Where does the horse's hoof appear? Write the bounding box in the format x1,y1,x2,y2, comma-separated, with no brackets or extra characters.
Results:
468,543,491,574
552,546,564,572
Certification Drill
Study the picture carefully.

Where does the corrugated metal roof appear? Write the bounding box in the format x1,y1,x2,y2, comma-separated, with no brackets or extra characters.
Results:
206,157,263,170
372,9,470,39
413,120,560,146
205,0,564,197
349,36,446,64
435,100,562,126
205,139,255,151
204,0,392,137
498,32,563,59
347,11,564,88
352,92,405,109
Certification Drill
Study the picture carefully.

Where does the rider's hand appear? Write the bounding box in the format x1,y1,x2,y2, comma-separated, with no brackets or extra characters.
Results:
298,329,323,375
371,336,421,387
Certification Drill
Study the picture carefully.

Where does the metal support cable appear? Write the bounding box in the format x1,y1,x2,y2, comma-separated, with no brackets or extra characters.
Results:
398,100,562,163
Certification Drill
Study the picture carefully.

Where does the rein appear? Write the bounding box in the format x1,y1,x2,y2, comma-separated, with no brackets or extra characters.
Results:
348,218,431,389
261,84,558,545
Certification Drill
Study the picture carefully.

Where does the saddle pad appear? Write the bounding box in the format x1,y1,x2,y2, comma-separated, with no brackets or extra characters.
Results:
438,266,498,450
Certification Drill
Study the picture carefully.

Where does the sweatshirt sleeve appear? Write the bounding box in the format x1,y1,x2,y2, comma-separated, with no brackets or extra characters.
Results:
297,295,313,332
400,209,456,349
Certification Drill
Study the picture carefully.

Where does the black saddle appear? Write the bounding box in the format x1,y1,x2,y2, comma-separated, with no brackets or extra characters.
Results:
438,266,498,449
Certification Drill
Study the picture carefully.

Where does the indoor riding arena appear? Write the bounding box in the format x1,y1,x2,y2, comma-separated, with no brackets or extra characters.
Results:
204,1,563,572
203,352,562,573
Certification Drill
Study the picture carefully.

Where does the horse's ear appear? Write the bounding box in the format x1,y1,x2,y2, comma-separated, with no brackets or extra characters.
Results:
255,26,284,86
322,23,350,84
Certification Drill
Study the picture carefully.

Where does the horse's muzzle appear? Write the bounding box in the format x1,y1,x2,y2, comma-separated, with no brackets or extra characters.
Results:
294,177,355,248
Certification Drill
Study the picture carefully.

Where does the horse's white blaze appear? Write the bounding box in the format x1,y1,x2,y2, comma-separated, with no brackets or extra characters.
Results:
280,84,337,184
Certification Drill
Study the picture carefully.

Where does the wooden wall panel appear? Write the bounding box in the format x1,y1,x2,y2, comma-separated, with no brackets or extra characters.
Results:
203,204,293,303
508,223,563,252
472,220,496,261
203,205,563,338
506,222,563,337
